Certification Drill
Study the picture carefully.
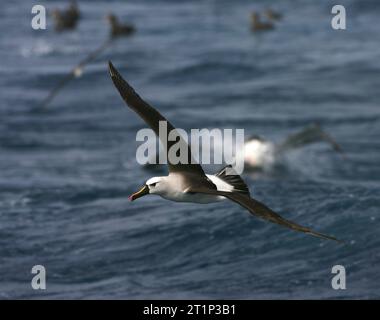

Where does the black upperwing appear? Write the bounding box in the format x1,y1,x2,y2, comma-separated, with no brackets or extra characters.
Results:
189,187,342,243
108,61,208,178
278,124,343,153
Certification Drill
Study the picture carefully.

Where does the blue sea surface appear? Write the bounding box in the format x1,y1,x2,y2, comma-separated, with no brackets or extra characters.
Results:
0,0,379,299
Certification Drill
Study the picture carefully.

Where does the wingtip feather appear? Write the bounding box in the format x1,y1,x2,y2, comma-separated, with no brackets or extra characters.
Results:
308,230,344,244
108,61,117,77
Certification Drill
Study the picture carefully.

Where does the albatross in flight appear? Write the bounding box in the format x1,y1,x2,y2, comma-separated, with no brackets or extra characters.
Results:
39,13,135,108
108,61,340,242
244,124,343,170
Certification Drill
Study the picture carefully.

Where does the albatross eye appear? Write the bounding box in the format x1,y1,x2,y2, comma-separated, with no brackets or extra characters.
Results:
150,183,157,187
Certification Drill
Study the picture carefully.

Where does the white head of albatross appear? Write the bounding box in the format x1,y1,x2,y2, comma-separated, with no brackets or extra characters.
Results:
129,176,167,201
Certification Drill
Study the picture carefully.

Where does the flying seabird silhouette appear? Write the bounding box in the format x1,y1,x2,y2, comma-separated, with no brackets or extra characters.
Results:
106,14,135,38
51,0,80,32
108,61,341,242
39,13,135,108
244,124,343,170
39,38,113,109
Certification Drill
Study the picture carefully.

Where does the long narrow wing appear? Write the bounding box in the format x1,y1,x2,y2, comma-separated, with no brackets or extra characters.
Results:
189,187,342,242
39,72,77,108
108,61,207,176
278,124,343,153
39,38,113,108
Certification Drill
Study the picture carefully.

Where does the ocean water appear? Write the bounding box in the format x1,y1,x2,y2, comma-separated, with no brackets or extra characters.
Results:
0,0,379,299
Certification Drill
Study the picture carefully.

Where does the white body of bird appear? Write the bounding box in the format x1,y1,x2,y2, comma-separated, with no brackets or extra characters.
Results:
243,139,276,169
146,174,235,204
